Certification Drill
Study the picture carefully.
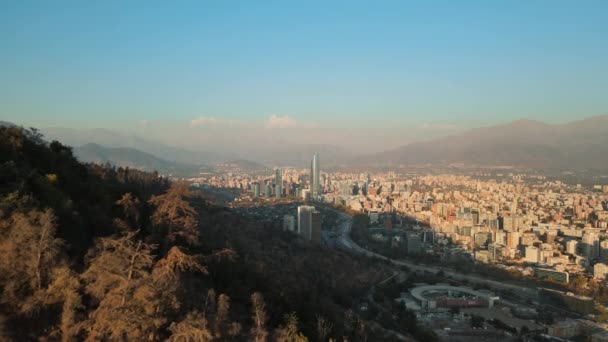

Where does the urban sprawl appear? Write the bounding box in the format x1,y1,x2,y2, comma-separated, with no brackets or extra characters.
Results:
189,154,608,340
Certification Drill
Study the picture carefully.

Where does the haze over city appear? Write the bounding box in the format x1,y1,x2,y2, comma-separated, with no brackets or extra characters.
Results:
2,1,608,155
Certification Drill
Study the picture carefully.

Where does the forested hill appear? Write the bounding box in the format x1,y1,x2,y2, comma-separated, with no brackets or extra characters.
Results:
0,126,396,341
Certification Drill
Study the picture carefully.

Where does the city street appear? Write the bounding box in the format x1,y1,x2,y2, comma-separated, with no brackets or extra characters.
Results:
331,210,540,302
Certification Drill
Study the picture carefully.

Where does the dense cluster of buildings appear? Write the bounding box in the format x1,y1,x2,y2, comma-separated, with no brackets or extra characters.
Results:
192,159,608,337
192,156,608,283
325,172,608,283
192,153,323,201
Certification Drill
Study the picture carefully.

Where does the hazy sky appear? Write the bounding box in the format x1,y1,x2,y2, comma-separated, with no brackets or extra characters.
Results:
1,1,607,151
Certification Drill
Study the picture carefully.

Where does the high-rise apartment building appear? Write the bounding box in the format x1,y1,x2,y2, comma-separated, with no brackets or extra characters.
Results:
525,246,540,263
253,183,260,197
582,233,600,259
566,240,578,255
506,231,520,249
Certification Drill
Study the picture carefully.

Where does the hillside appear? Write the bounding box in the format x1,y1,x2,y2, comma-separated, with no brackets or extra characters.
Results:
41,127,229,164
359,115,608,170
40,126,355,167
0,126,402,342
74,143,207,176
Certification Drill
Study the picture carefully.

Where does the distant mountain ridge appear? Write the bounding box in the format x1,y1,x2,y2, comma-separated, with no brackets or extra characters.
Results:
359,115,608,170
34,115,608,170
74,143,207,176
241,143,356,167
215,159,269,172
41,127,228,164
40,126,354,167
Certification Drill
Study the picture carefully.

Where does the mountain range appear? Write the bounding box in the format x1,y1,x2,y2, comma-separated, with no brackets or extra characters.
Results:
358,115,608,170
73,143,208,176
21,115,608,171
39,127,354,168
41,127,229,165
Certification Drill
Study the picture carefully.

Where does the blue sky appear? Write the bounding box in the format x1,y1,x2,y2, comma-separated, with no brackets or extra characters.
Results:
1,1,607,148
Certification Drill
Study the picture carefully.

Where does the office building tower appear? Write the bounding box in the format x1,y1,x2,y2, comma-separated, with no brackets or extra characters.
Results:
311,153,320,199
297,205,321,242
275,168,283,199
297,205,313,236
265,182,271,198
253,183,260,197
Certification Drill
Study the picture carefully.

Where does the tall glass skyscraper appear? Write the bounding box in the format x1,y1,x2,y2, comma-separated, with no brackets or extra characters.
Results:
275,168,283,198
311,153,320,199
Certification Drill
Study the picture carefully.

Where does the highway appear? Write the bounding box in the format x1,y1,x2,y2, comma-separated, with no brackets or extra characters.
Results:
332,212,539,302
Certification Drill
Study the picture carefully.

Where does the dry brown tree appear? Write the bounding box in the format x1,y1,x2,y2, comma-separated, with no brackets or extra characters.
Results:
250,292,268,342
0,209,64,312
81,231,162,341
115,192,142,230
167,311,214,342
149,183,199,247
274,312,308,342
